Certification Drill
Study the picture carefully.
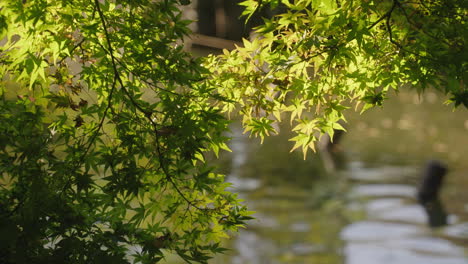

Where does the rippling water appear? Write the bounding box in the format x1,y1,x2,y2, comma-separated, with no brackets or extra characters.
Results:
207,90,468,264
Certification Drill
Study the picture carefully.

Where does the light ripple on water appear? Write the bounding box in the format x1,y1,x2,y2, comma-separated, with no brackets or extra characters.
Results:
444,222,468,240
392,237,466,256
289,221,311,232
351,184,416,198
365,198,406,213
344,243,468,264
233,230,279,264
227,175,261,191
341,221,424,241
346,162,419,182
290,243,324,255
373,204,427,224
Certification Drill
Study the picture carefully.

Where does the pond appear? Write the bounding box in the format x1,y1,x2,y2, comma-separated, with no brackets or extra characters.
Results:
208,90,468,264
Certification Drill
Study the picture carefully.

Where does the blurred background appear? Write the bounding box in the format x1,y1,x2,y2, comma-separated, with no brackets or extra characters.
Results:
179,2,468,263
210,90,468,264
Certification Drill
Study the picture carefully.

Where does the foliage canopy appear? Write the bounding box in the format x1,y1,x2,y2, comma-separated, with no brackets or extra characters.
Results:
212,0,467,155
0,0,466,263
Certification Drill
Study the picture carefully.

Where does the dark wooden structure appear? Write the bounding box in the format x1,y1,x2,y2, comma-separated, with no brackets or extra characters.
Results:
417,160,448,227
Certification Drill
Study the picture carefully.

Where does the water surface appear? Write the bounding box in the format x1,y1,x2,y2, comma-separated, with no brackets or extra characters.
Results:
209,90,468,264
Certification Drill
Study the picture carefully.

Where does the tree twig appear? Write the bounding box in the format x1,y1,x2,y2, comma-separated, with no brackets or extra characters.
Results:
93,0,213,213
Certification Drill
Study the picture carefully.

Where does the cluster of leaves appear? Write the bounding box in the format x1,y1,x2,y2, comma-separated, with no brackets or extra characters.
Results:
0,0,252,263
206,0,467,157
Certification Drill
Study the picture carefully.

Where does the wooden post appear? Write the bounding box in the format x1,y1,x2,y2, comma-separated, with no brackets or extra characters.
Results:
417,160,448,227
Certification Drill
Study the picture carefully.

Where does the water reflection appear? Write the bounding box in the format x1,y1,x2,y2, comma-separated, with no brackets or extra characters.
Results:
208,91,468,264
341,221,424,241
344,243,466,264
212,123,348,264
341,161,467,264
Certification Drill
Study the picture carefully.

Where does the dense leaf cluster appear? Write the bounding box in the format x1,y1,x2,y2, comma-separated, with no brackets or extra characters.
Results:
208,0,466,156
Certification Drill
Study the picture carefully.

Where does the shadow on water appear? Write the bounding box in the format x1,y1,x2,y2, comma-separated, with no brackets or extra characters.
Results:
207,90,468,264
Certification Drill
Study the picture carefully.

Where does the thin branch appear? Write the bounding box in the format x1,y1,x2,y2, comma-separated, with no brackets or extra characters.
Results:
84,75,117,155
386,0,401,48
396,2,451,46
114,58,180,97
77,0,120,155
150,121,212,213
384,1,435,60
58,38,86,65
93,0,212,213
59,1,121,197
93,0,152,117
368,9,392,30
